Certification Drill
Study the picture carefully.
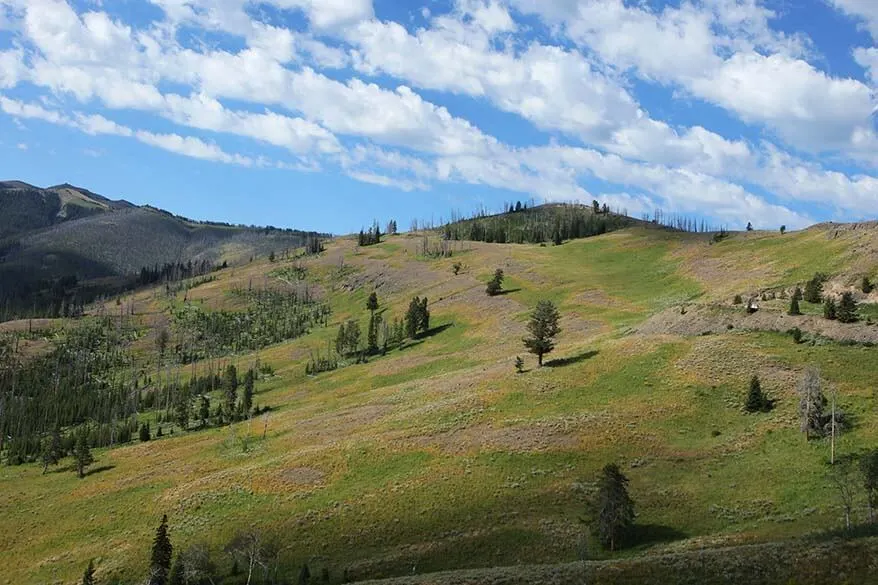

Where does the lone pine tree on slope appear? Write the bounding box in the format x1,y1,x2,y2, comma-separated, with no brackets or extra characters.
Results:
523,300,561,366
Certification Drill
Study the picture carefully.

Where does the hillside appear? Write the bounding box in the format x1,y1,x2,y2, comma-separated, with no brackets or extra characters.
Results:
0,181,327,320
3,221,878,584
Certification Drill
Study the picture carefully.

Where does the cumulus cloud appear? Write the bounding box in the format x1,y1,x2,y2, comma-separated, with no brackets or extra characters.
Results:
0,0,874,229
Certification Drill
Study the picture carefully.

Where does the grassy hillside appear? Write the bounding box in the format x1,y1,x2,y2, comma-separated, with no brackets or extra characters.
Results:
3,224,878,584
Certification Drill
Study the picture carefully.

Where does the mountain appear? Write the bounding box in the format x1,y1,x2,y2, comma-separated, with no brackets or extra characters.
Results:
0,181,327,320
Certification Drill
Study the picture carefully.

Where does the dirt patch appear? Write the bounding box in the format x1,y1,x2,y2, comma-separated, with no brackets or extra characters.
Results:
279,467,325,486
636,304,878,344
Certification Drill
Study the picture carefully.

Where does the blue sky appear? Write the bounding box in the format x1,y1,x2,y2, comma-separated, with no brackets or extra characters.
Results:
0,0,876,234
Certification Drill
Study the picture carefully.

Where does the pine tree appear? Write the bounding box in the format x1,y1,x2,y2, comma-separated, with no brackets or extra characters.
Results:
780,225,786,235
149,514,173,585
837,291,858,323
367,312,379,354
299,563,312,585
746,222,753,231
168,554,185,585
745,375,770,412
335,322,347,355
803,273,826,304
242,369,255,414
223,364,238,412
486,269,504,296
788,290,802,316
514,356,524,374
199,396,210,427
174,390,190,430
523,300,561,366
588,463,635,552
40,428,62,474
366,292,379,314
140,423,151,442
419,297,430,333
823,297,837,320
82,560,95,585
73,429,94,479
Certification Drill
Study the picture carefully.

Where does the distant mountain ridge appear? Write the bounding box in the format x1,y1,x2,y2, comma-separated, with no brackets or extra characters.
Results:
0,181,328,320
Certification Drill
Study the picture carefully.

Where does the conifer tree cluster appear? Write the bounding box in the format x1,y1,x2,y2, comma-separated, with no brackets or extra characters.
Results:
405,297,430,338
803,273,827,304
357,221,382,246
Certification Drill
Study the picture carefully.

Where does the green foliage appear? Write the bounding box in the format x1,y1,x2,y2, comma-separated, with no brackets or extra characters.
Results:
81,560,95,585
798,368,825,440
299,563,311,585
172,289,329,362
139,422,151,442
803,273,827,304
358,221,382,246
789,327,803,343
523,300,561,366
305,349,339,375
40,428,62,474
780,225,786,234
242,369,255,414
452,261,462,275
168,555,185,585
745,375,771,413
860,449,878,521
223,365,238,413
837,291,858,323
789,288,802,315
73,428,94,479
405,297,430,338
587,463,635,552
366,291,379,313
862,277,873,294
443,203,635,245
149,515,173,585
486,268,504,296
823,297,837,320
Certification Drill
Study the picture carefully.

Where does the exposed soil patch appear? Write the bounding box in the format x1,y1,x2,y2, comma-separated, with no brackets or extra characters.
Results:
280,467,325,486
637,304,878,344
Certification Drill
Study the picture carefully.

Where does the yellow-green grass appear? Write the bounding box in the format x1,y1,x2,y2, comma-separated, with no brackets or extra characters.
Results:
4,226,878,584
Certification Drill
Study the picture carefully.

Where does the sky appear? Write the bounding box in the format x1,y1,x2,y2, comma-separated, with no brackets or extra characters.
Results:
0,0,876,234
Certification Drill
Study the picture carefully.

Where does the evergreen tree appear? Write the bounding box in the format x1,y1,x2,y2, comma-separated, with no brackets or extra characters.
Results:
746,222,753,231
168,555,185,585
419,297,430,333
788,288,802,316
344,320,361,354
780,225,786,235
40,427,62,474
299,563,312,585
367,312,379,354
199,396,210,427
366,292,379,314
863,277,874,294
223,364,238,412
514,356,524,374
823,297,837,320
523,300,561,366
486,269,504,296
242,369,255,414
82,560,95,585
139,423,151,442
174,390,190,430
149,514,173,585
745,375,770,412
803,273,826,304
335,322,347,355
837,291,858,323
588,463,635,552
73,429,94,479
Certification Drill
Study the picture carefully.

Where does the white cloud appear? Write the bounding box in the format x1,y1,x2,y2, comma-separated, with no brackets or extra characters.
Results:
16,142,27,150
0,49,24,88
831,0,878,40
135,130,255,165
855,46,878,84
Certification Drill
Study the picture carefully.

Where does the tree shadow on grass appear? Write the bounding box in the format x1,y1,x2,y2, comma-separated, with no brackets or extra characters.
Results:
84,464,115,477
400,323,455,351
627,523,688,548
495,288,522,296
544,350,599,368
